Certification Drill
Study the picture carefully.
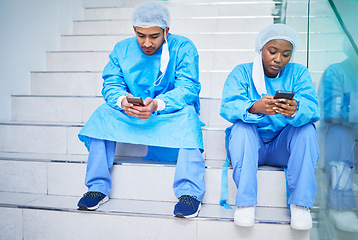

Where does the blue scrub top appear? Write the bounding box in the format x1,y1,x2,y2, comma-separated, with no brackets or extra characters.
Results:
220,62,320,140
101,33,201,115
78,33,203,152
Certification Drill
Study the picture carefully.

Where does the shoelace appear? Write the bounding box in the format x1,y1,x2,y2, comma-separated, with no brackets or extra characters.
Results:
178,195,197,210
82,192,103,199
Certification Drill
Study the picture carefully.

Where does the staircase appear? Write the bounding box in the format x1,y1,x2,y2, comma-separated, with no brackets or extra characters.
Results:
1,0,346,239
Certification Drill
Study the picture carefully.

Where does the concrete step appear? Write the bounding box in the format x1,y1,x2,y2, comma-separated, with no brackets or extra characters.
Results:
60,33,258,51
45,50,340,72
0,122,227,159
45,50,254,72
83,3,276,20
60,32,345,52
28,69,324,100
10,95,230,128
30,71,229,99
0,157,287,207
11,96,104,124
81,1,332,21
72,16,341,36
0,192,311,240
155,0,275,1
30,71,103,96
0,122,84,155
72,17,275,35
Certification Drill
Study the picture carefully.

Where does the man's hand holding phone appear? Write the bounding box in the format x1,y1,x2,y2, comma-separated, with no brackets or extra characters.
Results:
122,94,158,119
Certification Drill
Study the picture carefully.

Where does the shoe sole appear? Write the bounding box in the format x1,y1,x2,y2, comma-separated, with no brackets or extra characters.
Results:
290,222,312,231
174,203,202,218
77,196,109,211
234,220,255,227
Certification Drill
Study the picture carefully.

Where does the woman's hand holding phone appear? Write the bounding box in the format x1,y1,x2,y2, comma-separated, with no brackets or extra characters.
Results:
272,97,297,117
249,95,277,115
272,91,297,117
249,92,297,117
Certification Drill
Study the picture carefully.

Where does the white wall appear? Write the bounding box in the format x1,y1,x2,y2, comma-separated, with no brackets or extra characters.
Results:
0,0,83,121
0,0,150,121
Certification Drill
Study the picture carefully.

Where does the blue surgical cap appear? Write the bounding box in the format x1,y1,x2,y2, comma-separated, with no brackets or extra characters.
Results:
255,24,299,53
132,1,170,29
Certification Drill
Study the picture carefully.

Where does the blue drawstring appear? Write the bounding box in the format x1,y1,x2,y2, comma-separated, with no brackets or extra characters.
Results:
220,127,233,209
284,167,290,209
220,156,232,209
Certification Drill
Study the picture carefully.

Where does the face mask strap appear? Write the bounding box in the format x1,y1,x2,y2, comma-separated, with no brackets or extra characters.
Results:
154,28,169,87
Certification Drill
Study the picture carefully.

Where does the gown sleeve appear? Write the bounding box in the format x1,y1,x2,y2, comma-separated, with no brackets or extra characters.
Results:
286,66,320,126
155,41,201,114
101,43,129,111
220,65,264,123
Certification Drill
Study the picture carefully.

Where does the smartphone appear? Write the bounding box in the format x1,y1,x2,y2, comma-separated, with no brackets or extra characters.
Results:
273,90,294,100
127,96,144,106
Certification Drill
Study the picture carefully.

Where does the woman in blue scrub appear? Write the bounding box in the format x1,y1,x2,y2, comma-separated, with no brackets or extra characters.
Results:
220,24,319,230
76,2,205,219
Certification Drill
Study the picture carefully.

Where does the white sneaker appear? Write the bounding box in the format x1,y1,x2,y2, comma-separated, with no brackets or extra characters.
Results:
328,209,358,232
290,204,312,230
234,206,255,227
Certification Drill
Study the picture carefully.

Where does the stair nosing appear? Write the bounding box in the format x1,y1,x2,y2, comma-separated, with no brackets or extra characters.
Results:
83,2,279,10
74,16,277,23
0,192,292,224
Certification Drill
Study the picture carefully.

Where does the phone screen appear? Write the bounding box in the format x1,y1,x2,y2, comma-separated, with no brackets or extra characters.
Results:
273,90,294,100
127,96,144,106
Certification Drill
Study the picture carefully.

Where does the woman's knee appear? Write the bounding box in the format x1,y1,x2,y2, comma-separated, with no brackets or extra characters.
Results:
230,120,255,135
291,123,317,140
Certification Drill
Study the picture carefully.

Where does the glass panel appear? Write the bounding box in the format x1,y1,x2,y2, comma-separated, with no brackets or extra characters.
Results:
284,0,310,72
282,0,358,238
310,0,358,239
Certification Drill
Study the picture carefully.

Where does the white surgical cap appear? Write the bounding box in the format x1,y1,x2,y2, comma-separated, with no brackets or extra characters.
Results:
255,24,299,53
132,1,170,29
253,24,299,96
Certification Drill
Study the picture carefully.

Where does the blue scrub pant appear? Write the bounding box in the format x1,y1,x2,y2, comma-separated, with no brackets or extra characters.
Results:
324,124,356,209
228,121,319,208
85,138,206,201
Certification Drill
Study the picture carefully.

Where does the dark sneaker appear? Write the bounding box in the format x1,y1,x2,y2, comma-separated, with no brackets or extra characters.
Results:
77,192,109,211
173,195,202,218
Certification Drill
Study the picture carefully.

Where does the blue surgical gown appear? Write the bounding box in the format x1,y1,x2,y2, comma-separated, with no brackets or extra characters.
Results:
78,33,203,151
220,62,320,139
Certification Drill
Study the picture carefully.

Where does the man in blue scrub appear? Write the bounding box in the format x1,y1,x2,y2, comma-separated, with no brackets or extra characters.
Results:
77,1,205,218
220,24,320,230
318,42,358,232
